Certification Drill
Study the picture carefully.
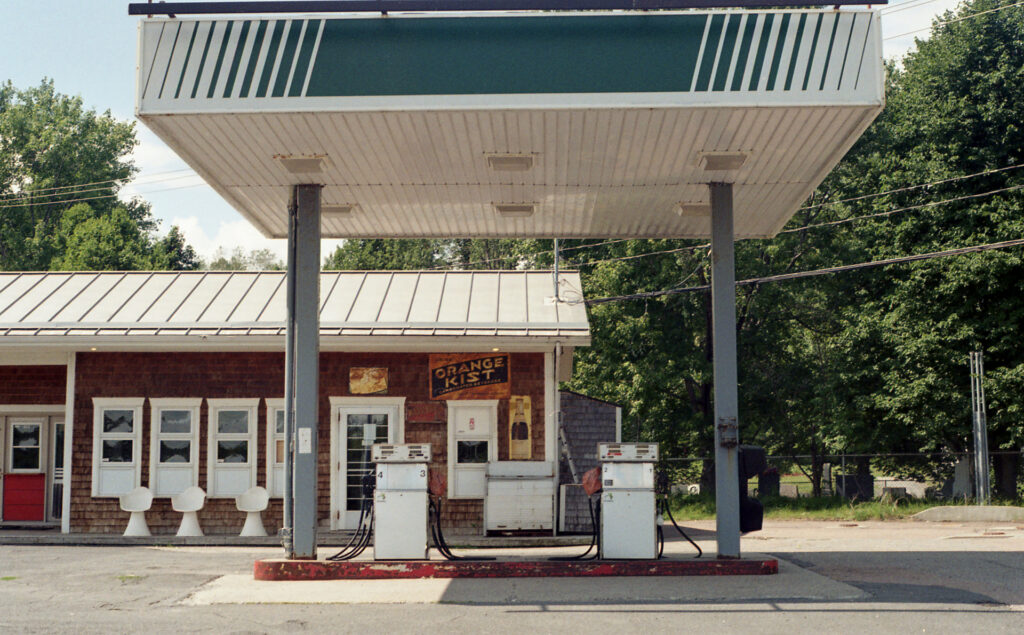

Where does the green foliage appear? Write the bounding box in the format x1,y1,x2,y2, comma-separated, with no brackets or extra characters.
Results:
669,493,976,522
206,246,282,271
0,79,198,271
323,239,441,270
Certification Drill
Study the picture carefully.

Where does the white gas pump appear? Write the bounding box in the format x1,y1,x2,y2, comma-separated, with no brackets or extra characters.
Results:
372,443,431,560
598,442,659,559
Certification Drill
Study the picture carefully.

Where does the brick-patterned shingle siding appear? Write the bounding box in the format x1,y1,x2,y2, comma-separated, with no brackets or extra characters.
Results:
70,351,544,534
558,391,619,533
0,365,66,404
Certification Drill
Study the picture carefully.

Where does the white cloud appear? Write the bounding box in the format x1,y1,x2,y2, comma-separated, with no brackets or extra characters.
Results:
165,215,344,265
880,0,965,60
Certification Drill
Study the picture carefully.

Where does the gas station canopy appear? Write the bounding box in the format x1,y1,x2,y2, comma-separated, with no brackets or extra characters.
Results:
136,9,884,239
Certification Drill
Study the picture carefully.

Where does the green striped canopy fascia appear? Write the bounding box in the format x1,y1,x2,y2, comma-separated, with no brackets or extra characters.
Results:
137,10,882,112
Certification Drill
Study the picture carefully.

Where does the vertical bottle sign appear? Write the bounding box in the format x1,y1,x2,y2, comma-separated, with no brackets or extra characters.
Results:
509,396,532,460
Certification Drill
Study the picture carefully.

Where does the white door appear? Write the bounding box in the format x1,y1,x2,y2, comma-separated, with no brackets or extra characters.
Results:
335,405,399,529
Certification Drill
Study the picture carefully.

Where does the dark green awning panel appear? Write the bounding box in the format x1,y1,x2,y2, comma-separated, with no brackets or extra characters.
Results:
135,11,884,239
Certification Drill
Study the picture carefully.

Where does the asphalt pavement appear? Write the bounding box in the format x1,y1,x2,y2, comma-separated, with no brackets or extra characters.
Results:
1,520,1022,633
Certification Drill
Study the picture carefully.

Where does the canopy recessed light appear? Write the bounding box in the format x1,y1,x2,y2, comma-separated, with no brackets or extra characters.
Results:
275,155,326,174
322,204,357,216
699,152,748,171
677,203,711,217
494,203,535,218
486,154,534,171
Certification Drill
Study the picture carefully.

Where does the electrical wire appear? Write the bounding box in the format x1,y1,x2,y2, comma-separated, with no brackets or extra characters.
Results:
796,163,1024,213
883,0,1024,40
0,168,195,199
880,0,946,15
565,181,1024,269
428,164,1024,272
575,243,710,268
0,173,203,205
427,238,633,271
0,181,209,210
584,237,1024,305
782,183,1024,235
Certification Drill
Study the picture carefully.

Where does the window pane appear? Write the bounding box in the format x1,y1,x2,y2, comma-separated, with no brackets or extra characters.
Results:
160,410,192,434
275,439,285,463
102,439,133,463
12,447,39,470
275,410,284,434
51,482,63,519
217,410,249,434
218,440,248,463
103,410,134,433
12,424,40,447
457,440,488,464
53,423,64,470
159,440,191,463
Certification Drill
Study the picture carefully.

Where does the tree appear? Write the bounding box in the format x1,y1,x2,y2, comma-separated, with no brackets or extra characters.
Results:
0,79,199,271
206,246,283,271
804,0,1024,495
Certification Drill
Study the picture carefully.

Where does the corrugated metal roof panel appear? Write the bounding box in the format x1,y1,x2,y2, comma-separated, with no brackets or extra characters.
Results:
0,271,589,344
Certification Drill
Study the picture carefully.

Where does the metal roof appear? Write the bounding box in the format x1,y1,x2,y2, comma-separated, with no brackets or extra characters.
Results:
0,271,590,346
135,9,884,240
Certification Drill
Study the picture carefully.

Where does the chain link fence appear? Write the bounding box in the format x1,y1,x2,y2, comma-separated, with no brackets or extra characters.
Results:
661,451,1024,501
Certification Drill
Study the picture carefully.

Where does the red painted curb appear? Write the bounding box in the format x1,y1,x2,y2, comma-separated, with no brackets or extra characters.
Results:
254,558,778,581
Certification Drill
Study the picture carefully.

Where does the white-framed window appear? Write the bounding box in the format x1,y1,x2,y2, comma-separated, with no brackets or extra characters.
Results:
148,398,201,497
206,399,259,497
446,400,498,499
91,398,144,497
6,417,46,473
265,398,286,498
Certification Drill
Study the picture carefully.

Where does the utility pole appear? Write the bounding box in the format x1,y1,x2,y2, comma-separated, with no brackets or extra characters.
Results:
969,351,991,505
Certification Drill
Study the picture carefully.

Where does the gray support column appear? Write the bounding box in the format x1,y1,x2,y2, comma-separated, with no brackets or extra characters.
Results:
710,182,741,559
290,184,322,559
281,204,297,555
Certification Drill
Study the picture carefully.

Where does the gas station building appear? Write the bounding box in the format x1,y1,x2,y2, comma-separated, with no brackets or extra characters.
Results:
1,5,882,562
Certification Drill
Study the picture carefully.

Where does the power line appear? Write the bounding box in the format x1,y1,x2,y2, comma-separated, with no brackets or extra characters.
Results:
0,171,201,205
884,0,1024,40
782,183,1024,235
0,181,208,211
569,181,1024,266
584,237,1024,305
575,243,709,267
427,237,633,270
438,179,1024,271
880,0,946,15
796,163,1024,213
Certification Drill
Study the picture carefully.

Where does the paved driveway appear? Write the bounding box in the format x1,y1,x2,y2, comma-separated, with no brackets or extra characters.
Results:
1,520,1021,633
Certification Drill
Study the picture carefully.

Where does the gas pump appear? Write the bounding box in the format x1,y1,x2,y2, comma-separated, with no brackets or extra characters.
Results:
598,442,659,559
372,443,431,560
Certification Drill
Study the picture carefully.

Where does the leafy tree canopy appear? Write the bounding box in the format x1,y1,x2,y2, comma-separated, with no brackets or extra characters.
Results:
0,79,199,271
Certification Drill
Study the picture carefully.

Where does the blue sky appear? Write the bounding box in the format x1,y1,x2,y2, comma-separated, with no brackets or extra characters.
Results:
0,1,964,262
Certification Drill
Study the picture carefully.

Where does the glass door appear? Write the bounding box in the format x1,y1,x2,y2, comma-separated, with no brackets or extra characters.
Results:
337,406,396,529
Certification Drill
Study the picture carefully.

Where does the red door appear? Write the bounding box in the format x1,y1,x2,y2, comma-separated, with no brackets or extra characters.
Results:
2,419,46,522
2,474,46,521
